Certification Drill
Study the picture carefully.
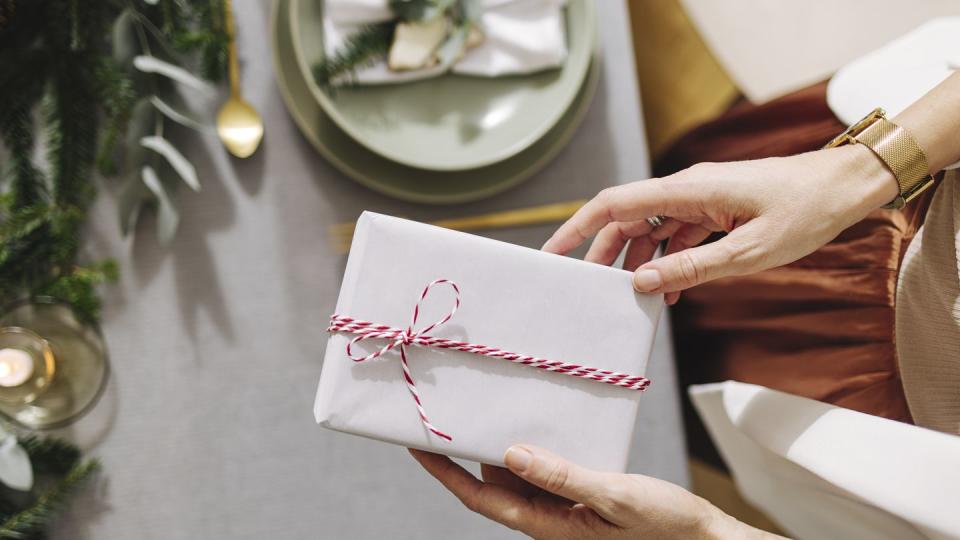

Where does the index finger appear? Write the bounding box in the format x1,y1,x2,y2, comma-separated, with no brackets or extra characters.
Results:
542,178,688,255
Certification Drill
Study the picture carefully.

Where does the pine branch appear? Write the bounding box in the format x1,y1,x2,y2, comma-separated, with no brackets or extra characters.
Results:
37,260,119,321
0,458,100,540
312,23,394,89
45,64,99,210
18,436,82,477
94,60,137,175
388,0,454,21
0,47,49,208
0,108,46,209
40,1,105,210
142,0,229,83
0,204,57,305
182,0,229,82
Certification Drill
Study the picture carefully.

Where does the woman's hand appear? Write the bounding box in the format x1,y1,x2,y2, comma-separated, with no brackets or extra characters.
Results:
542,145,899,304
410,445,785,539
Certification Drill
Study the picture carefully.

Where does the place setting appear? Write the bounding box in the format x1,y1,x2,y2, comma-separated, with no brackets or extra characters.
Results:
271,0,598,205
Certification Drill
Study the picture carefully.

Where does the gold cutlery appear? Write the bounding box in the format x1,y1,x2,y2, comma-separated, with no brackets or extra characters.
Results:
328,199,587,253
216,0,264,158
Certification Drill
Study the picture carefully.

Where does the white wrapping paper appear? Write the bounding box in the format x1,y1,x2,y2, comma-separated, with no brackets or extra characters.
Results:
314,212,662,471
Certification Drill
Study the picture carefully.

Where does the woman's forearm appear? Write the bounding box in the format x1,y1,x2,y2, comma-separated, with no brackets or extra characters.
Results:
894,71,960,174
544,69,960,297
831,72,960,216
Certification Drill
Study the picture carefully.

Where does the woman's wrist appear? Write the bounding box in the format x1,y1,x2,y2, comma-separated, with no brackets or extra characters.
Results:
829,144,900,213
699,502,788,540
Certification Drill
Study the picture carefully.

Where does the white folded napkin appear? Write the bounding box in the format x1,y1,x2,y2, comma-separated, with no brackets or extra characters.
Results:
323,0,568,85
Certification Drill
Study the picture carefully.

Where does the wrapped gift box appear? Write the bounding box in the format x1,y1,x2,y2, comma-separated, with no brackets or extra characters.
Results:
314,212,662,472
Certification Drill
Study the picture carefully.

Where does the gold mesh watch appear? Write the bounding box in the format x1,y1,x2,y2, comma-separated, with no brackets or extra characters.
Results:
824,108,935,209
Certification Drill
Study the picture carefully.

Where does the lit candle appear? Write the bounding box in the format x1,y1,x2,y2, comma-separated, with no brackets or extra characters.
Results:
0,348,34,387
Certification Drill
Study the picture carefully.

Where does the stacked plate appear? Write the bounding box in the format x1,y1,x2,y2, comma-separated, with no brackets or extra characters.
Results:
271,0,599,204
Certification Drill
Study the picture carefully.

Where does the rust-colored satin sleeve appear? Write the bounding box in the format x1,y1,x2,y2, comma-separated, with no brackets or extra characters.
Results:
654,82,936,465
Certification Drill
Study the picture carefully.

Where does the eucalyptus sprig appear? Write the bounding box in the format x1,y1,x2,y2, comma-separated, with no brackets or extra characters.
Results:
108,1,229,243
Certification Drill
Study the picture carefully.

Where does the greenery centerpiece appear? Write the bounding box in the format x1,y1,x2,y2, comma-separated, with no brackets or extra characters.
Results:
0,0,229,534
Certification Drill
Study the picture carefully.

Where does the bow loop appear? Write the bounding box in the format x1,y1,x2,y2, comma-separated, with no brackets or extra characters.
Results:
345,331,400,363
408,279,460,337
341,279,460,364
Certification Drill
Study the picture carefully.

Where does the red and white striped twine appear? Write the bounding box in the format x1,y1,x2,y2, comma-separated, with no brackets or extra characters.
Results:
327,278,651,442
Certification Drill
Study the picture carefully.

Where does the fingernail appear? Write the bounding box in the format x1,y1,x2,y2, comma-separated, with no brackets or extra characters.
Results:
633,269,662,292
504,446,533,473
541,238,556,252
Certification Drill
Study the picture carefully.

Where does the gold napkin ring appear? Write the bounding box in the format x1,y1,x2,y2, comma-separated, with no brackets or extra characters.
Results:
823,108,934,209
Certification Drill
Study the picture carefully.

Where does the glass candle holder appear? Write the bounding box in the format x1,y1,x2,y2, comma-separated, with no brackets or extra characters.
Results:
0,298,109,429
0,328,56,405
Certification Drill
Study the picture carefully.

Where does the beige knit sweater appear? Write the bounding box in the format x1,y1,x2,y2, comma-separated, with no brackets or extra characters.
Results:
896,170,960,435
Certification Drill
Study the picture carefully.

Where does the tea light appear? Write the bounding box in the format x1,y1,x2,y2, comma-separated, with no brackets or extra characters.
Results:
0,348,33,387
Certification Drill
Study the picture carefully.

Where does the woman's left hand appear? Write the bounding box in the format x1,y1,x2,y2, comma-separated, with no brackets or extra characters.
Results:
410,445,774,540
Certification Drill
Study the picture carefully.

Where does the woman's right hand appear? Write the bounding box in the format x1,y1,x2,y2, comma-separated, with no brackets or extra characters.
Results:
411,445,788,540
542,144,899,303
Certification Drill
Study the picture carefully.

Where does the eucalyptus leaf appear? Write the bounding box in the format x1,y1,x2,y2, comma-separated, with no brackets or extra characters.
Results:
125,99,157,144
115,99,158,178
116,171,151,236
434,24,470,70
140,135,200,192
133,55,214,95
458,0,483,21
112,10,139,66
150,96,210,133
141,165,180,243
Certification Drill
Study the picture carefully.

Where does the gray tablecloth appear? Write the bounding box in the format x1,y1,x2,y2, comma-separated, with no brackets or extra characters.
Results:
51,1,687,538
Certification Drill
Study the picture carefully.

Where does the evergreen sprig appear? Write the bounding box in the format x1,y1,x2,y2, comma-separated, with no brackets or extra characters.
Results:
18,435,83,476
388,0,455,22
94,59,138,175
312,0,481,89
0,432,100,539
168,1,230,82
312,23,394,89
0,459,100,540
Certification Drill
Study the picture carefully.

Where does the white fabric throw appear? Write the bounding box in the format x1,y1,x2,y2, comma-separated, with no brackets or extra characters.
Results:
691,382,960,540
323,0,568,84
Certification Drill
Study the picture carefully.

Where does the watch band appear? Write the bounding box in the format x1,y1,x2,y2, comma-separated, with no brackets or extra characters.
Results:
823,108,935,209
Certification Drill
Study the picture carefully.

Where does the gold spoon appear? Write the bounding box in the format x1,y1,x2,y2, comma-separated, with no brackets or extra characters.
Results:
216,0,263,158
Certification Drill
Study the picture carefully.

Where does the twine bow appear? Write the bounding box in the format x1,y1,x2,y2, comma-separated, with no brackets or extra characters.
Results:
327,279,651,442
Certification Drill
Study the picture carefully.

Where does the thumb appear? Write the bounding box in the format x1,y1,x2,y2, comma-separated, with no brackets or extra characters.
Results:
504,445,612,507
632,226,758,293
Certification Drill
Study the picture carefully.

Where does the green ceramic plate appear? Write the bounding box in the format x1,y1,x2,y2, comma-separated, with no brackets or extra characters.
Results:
271,0,599,204
290,0,596,171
